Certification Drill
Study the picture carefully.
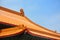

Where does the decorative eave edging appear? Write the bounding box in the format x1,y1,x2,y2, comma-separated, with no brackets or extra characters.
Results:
0,25,26,38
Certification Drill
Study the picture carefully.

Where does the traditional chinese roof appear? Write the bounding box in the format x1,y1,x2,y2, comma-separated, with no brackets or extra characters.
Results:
0,6,60,40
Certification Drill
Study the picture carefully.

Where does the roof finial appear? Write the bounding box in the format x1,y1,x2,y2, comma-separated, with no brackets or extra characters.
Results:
20,8,25,16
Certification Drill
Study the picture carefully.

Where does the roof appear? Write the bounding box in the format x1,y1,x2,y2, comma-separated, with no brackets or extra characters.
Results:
0,6,55,33
0,6,60,40
0,6,20,15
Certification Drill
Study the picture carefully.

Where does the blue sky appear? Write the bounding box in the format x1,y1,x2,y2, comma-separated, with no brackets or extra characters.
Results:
1,0,60,33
